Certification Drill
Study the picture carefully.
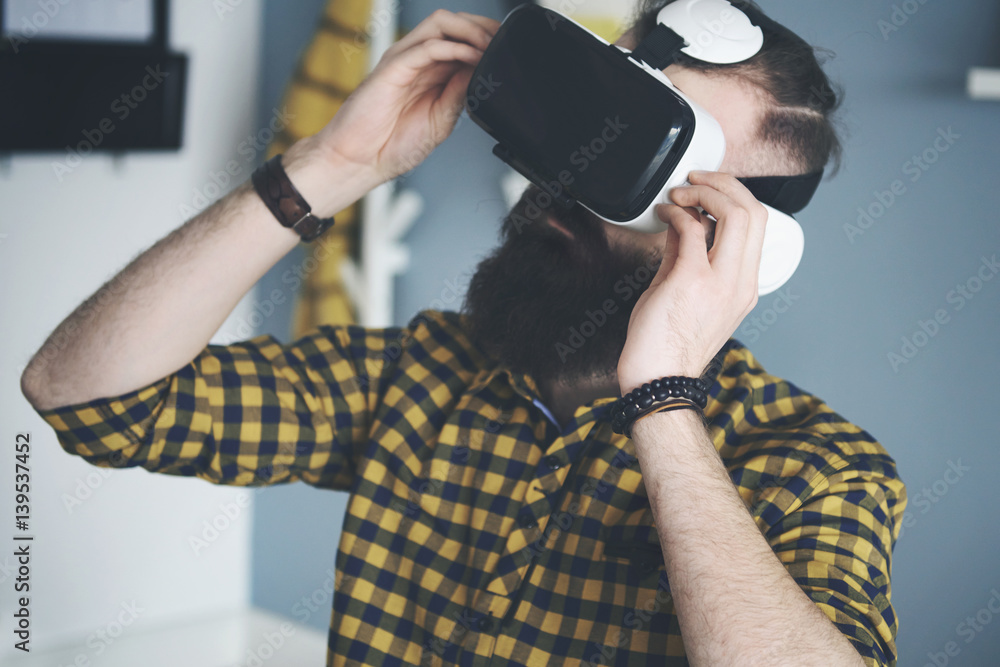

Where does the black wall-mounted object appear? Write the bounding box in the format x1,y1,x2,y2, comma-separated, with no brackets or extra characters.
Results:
0,0,187,153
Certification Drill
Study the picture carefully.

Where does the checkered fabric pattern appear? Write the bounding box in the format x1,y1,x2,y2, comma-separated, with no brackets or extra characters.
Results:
33,309,906,666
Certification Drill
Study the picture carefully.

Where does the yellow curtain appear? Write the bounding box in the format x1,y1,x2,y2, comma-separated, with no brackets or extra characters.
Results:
266,0,376,337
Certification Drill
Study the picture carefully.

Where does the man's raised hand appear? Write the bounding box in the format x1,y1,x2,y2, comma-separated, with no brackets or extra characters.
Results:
307,10,499,188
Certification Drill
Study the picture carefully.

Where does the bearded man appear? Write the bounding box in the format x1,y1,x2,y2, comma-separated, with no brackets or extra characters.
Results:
23,2,904,665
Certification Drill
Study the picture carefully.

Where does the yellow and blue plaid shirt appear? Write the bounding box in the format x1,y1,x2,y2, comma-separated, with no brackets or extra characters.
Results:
34,309,906,666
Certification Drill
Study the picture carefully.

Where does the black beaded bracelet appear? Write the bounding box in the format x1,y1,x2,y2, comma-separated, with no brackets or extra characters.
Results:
610,376,709,436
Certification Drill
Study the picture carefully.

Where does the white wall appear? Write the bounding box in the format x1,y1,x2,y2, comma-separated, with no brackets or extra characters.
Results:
0,0,266,659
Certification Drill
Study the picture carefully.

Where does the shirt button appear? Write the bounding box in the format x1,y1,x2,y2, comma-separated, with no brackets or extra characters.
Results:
477,614,495,632
517,512,538,529
638,559,660,575
543,454,563,470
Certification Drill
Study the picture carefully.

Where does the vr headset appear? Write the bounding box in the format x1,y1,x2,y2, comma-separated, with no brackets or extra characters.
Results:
465,0,824,295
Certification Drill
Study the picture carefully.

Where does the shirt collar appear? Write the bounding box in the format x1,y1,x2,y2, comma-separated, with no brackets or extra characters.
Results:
467,339,734,422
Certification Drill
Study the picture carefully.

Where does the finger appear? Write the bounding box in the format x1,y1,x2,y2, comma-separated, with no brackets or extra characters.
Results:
392,9,495,54
688,170,768,265
687,170,764,215
653,203,686,250
431,64,476,132
393,38,484,75
409,57,463,90
653,204,713,253
736,203,768,294
669,184,749,274
656,204,711,271
674,205,716,250
644,205,686,289
669,183,740,221
454,12,501,34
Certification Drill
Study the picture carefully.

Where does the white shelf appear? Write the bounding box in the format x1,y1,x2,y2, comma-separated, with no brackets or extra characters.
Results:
4,607,328,667
968,67,1000,100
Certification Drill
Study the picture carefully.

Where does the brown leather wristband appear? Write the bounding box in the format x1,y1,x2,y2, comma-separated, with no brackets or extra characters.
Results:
251,154,335,242
625,399,702,438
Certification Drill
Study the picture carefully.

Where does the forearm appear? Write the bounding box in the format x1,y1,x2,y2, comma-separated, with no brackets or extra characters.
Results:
630,409,865,667
21,137,376,411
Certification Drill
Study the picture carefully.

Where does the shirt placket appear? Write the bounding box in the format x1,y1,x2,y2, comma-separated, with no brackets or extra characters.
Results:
461,370,604,664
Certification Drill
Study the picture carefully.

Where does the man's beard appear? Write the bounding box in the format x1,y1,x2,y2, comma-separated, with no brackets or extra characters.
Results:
461,184,662,388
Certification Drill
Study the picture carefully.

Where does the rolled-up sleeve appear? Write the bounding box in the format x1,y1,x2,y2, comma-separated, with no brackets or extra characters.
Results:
32,323,403,491
762,453,907,667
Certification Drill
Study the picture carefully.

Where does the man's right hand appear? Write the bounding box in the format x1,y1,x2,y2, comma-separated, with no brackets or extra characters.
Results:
307,10,499,193
20,9,499,412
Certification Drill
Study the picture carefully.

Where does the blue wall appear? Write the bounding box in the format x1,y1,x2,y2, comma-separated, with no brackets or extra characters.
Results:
253,1,1000,664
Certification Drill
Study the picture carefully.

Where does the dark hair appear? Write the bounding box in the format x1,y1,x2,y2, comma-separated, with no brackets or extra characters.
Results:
625,0,843,175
